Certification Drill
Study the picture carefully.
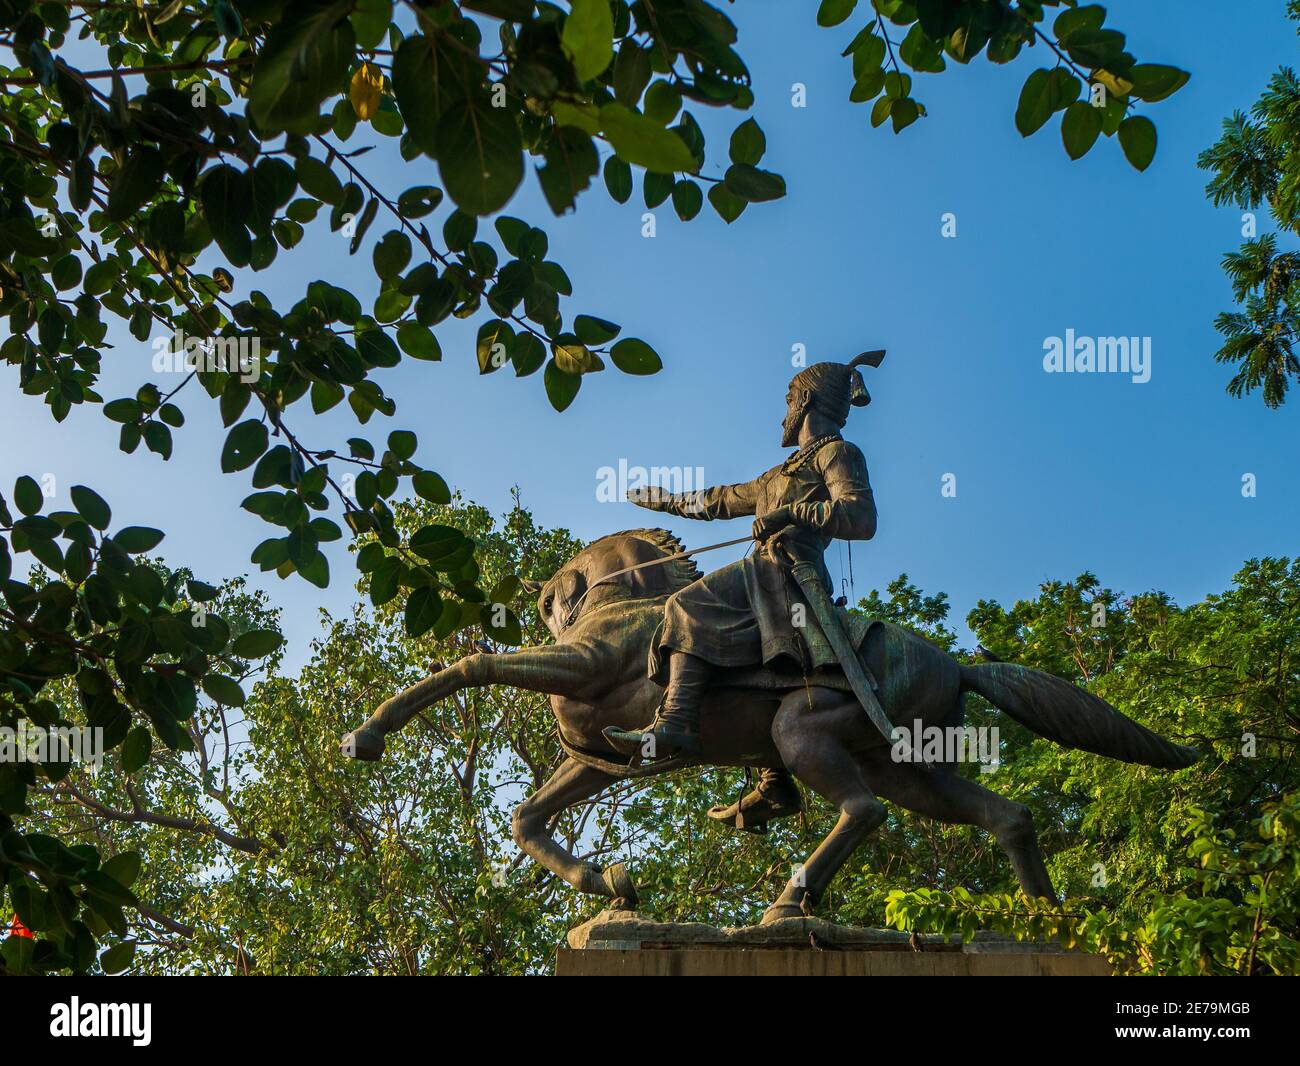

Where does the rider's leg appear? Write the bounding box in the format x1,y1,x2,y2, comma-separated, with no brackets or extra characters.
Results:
606,649,711,759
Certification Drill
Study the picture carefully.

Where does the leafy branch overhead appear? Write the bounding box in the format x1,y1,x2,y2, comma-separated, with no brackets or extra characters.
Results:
819,0,1187,169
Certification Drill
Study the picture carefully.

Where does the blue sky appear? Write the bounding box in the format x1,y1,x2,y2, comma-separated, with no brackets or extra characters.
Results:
4,1,1298,667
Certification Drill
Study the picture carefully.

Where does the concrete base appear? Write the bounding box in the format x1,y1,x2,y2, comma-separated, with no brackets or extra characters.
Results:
557,911,1109,976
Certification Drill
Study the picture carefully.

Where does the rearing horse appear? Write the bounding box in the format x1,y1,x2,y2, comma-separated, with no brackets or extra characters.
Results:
341,528,1196,923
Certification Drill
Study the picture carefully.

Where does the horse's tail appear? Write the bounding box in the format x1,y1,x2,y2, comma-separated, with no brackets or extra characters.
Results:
959,662,1197,770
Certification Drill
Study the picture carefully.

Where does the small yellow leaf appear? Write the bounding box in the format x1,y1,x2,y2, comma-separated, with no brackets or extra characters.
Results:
350,63,384,121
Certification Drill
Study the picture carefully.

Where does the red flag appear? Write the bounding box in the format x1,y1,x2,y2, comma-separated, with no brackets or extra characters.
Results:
7,916,34,939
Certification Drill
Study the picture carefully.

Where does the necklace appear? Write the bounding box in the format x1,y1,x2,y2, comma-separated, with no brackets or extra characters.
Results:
781,433,841,475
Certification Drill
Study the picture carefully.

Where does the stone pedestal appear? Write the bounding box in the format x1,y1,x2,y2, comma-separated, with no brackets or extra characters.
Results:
557,911,1109,976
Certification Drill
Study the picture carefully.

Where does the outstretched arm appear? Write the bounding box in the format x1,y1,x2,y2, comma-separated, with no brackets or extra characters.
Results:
627,478,759,521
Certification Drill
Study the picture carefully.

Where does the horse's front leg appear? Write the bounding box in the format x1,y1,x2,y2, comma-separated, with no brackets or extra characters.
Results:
341,643,607,760
511,757,634,904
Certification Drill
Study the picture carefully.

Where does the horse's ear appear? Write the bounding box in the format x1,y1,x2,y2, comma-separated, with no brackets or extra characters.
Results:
519,579,544,595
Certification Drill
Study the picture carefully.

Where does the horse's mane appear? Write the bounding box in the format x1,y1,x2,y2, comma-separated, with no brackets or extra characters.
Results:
573,527,702,593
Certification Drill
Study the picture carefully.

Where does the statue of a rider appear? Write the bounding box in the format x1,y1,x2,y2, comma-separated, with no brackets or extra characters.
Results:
607,352,882,830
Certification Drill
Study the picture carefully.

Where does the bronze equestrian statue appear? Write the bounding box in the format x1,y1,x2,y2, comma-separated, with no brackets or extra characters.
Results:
341,356,1197,924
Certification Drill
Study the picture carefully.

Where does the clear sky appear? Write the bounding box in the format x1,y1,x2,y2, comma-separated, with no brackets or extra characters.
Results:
4,1,1298,669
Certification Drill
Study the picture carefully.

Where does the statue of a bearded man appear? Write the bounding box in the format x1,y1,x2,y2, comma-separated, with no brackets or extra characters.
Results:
607,352,882,831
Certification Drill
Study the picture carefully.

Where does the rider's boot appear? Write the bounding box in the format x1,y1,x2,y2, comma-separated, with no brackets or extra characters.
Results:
708,767,803,833
605,651,711,760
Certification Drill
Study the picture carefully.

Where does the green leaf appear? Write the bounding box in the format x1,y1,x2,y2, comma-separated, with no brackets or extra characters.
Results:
574,315,621,345
397,322,441,360
397,185,443,219
404,585,443,638
1061,101,1103,160
186,579,220,601
1015,68,1055,136
113,527,165,553
1118,115,1157,171
247,0,355,135
221,420,269,472
102,851,143,889
202,673,247,707
477,319,515,373
70,485,112,530
350,0,392,49
817,0,857,28
512,333,546,376
891,97,920,132
107,148,165,222
391,35,448,157
613,41,652,104
562,0,614,82
604,155,633,203
482,604,523,646
599,103,697,173
729,118,766,166
1128,64,1189,103
544,359,581,411
100,940,136,975
1063,27,1126,71
388,430,417,460
412,470,452,504
14,475,43,516
707,182,746,224
373,230,412,279
671,179,703,221
644,80,682,125
610,337,662,375
538,126,599,215
724,164,786,203
357,329,401,368
1053,3,1105,41
121,726,152,774
436,98,525,216
200,164,252,267
231,628,284,658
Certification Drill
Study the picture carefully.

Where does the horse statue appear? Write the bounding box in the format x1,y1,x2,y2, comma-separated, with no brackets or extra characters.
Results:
341,527,1197,924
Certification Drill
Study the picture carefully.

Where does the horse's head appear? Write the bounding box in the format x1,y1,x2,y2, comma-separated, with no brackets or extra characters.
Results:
524,528,702,638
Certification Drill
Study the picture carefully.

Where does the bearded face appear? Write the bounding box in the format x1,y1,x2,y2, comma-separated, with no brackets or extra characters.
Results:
781,388,807,447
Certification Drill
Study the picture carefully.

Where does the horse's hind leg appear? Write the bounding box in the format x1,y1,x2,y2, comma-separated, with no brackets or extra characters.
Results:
762,691,887,924
861,749,1056,899
511,757,634,905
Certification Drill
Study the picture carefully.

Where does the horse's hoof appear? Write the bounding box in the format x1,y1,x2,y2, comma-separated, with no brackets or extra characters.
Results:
340,725,384,761
759,903,806,926
601,862,639,910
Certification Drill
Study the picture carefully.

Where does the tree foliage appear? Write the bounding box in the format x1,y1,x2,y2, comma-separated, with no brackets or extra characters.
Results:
1199,2,1300,407
0,0,1187,971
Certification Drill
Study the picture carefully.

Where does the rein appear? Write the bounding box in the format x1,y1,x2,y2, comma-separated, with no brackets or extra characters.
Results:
560,533,754,629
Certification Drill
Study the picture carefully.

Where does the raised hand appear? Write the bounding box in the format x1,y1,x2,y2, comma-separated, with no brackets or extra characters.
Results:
627,484,670,510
